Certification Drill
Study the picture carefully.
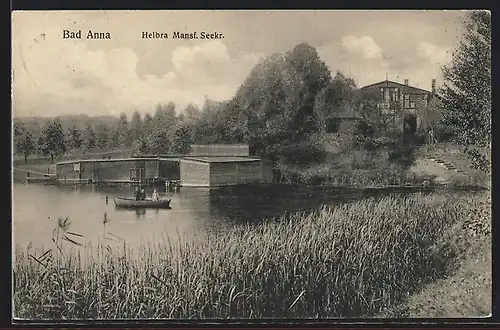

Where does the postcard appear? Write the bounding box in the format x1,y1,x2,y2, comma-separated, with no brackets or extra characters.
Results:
11,10,491,321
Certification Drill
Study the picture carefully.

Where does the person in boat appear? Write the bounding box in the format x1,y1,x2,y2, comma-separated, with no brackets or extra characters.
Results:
141,188,146,200
134,186,140,201
152,188,159,201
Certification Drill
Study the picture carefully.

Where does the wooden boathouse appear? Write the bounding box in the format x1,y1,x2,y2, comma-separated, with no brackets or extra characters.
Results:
56,157,179,184
55,144,273,187
180,156,265,187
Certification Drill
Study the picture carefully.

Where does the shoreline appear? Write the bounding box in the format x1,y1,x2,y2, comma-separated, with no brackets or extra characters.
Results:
13,192,491,319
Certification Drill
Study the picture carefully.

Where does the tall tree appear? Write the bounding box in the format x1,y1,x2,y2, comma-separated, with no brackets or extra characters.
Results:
171,120,193,154
130,110,143,142
154,102,177,130
230,47,328,164
67,124,84,150
14,123,36,163
95,123,110,149
284,43,331,143
439,10,491,172
83,123,96,151
116,112,132,148
184,103,201,123
142,112,154,137
38,119,67,163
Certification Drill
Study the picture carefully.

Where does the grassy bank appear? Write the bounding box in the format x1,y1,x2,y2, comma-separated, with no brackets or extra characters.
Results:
13,193,479,319
381,192,491,317
278,159,488,189
278,163,430,187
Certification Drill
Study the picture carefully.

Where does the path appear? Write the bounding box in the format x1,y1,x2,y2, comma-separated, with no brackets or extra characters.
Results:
410,144,487,187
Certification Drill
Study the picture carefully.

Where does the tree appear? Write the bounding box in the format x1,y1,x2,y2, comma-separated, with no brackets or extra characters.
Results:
146,127,172,155
38,119,67,163
171,121,193,154
142,112,154,137
230,46,330,165
314,71,358,135
116,112,132,148
134,137,150,155
83,123,96,151
154,102,178,131
67,124,84,150
439,10,491,172
284,43,331,144
95,123,110,149
184,103,201,123
130,110,143,143
14,123,36,163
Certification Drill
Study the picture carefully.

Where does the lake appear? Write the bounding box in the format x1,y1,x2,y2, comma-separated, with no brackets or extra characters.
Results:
12,183,475,252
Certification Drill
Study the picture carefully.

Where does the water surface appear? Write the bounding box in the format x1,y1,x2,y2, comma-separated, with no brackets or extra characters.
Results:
12,183,475,252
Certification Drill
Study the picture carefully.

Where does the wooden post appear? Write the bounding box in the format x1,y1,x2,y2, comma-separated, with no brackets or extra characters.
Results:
235,163,239,184
259,161,262,183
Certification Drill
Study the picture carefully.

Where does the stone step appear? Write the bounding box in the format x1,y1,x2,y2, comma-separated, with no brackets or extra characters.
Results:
426,156,466,173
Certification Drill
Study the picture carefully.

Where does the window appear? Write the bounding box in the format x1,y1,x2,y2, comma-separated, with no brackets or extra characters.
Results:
130,168,145,181
391,88,399,102
326,118,340,133
384,88,390,102
404,94,410,108
410,102,416,109
73,163,80,172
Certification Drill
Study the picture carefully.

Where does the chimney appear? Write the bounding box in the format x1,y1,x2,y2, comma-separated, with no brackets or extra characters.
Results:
431,79,436,93
404,79,409,86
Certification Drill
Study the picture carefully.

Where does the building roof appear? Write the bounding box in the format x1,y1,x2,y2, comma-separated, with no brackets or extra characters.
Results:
360,80,431,94
56,157,177,165
182,156,261,163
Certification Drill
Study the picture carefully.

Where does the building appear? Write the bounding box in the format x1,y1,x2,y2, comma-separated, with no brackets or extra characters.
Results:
358,78,435,133
56,157,179,184
56,144,273,187
325,109,361,134
180,144,273,187
180,156,267,187
188,144,249,157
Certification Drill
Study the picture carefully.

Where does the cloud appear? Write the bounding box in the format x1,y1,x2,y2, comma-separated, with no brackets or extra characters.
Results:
171,40,265,87
417,41,453,66
318,36,390,87
341,35,383,59
318,36,453,90
12,31,264,118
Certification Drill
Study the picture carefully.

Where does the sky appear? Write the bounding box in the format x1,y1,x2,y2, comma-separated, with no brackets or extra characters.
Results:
12,10,467,118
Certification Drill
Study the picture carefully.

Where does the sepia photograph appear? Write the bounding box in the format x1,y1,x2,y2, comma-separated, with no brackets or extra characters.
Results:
11,10,491,320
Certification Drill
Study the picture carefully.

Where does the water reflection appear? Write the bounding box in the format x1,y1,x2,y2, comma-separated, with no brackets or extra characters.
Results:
113,207,148,219
13,182,480,251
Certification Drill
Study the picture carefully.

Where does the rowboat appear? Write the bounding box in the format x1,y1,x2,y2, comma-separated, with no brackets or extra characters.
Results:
113,197,171,209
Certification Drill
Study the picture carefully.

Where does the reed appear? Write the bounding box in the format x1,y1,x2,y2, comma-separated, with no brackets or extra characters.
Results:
14,194,469,319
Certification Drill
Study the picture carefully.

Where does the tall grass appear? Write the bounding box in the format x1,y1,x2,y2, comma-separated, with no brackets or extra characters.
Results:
278,162,489,189
14,194,466,319
278,163,418,187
